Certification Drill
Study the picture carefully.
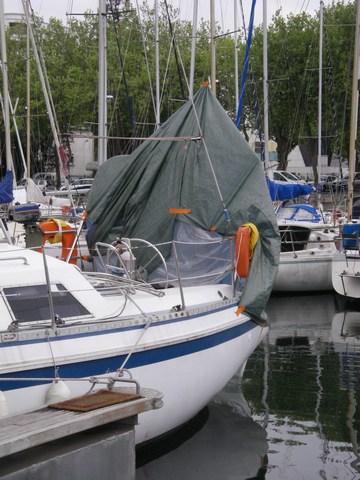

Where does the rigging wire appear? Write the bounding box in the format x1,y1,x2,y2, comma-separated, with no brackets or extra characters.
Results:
164,0,186,100
323,12,344,183
171,41,233,229
135,0,157,123
108,1,137,141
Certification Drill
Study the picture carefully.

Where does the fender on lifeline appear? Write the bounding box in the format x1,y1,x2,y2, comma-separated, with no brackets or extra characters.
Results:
38,218,78,264
235,223,259,277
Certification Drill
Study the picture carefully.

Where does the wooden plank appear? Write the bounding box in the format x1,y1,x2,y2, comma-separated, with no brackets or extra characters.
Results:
0,387,162,458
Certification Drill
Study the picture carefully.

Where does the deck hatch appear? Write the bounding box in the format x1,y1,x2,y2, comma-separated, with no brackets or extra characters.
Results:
3,283,90,323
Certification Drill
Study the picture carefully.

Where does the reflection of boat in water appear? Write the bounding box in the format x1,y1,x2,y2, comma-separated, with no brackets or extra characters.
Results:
331,307,360,395
331,308,360,462
244,293,360,479
265,293,339,345
332,309,360,350
137,370,268,480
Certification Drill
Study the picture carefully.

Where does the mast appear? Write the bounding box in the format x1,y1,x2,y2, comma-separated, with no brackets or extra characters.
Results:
8,97,26,176
317,1,324,209
22,0,63,184
210,0,216,95
26,0,30,178
263,0,270,173
189,0,198,97
155,0,160,128
347,0,360,222
234,0,239,108
98,0,107,165
0,0,14,178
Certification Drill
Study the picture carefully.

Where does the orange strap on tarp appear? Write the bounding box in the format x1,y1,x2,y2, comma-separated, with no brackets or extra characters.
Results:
235,305,246,316
169,208,192,215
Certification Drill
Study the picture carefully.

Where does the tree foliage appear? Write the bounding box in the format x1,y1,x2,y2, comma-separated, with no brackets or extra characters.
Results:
248,1,356,174
0,0,357,179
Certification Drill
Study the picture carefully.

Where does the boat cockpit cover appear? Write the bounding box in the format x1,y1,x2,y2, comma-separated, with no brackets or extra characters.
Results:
86,85,280,323
267,178,313,201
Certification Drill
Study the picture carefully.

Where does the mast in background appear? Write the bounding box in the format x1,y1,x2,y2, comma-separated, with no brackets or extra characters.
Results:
0,0,14,178
263,0,270,174
210,0,216,95
22,0,64,186
347,0,360,222
234,0,239,108
189,0,198,97
317,1,324,209
155,0,160,128
26,0,30,178
98,0,107,165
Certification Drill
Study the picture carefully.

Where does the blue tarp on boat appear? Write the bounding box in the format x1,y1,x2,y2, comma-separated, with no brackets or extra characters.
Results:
0,171,14,204
267,178,313,201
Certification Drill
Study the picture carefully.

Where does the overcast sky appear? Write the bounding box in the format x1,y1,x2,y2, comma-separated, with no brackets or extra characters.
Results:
4,0,346,30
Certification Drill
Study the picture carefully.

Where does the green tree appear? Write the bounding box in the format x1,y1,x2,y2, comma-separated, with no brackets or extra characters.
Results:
249,10,318,171
246,1,356,175
2,0,357,180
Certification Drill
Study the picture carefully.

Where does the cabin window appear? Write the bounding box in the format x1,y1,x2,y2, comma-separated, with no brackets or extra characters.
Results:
2,283,90,323
279,225,310,253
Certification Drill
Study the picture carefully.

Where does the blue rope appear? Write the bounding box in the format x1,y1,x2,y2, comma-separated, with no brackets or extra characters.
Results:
236,0,257,129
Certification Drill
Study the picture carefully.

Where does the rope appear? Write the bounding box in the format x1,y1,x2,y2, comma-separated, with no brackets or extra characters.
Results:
239,0,265,164
236,0,256,128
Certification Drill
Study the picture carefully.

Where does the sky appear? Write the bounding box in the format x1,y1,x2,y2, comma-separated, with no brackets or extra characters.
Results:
3,0,344,31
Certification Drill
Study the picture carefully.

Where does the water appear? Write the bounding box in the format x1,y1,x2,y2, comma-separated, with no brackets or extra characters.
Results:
136,292,360,480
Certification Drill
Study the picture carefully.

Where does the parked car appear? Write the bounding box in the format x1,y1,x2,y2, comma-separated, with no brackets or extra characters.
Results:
318,174,338,192
332,174,348,191
331,172,360,192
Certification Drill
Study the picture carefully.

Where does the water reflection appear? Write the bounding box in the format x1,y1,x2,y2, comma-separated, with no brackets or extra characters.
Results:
242,293,360,479
137,373,268,480
137,293,360,479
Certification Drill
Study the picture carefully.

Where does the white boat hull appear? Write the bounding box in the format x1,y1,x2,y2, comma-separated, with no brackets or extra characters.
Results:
0,247,267,444
332,251,360,298
273,248,334,291
1,318,267,445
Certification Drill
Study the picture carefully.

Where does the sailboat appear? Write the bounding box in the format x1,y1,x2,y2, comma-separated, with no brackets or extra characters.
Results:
0,84,280,445
331,0,360,299
268,2,340,292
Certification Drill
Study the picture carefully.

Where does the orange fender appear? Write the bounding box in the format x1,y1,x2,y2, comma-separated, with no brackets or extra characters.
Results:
235,223,258,277
38,219,78,265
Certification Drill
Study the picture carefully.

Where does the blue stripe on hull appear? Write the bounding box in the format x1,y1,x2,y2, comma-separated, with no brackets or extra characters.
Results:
0,319,257,391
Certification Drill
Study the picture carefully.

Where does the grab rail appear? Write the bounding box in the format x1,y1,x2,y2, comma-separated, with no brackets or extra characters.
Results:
0,256,28,265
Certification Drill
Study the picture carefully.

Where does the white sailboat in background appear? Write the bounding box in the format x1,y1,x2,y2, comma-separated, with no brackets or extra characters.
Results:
263,1,339,292
332,0,360,299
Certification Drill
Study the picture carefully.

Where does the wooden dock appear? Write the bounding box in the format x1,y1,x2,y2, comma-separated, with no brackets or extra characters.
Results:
0,387,162,458
0,387,163,480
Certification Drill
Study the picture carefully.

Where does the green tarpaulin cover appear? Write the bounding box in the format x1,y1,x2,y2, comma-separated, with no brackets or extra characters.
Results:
86,85,280,323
